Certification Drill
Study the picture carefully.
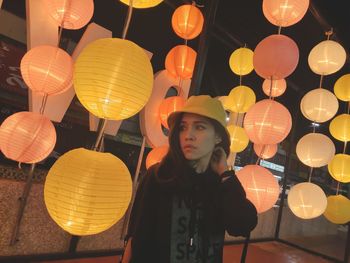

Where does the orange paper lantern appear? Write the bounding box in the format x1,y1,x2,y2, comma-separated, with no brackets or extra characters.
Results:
0,112,56,163
21,45,73,95
165,45,197,79
146,145,169,169
244,99,292,145
262,78,287,97
171,4,204,40
254,144,277,159
253,34,299,80
159,96,185,129
43,0,94,29
236,164,280,213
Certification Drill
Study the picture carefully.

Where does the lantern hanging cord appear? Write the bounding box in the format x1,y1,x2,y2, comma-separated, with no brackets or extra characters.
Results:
122,0,134,39
336,181,340,195
57,26,63,48
325,28,333,40
57,0,71,48
343,141,348,154
184,39,188,46
239,75,242,86
319,75,324,88
255,156,261,165
277,25,282,35
259,145,267,160
93,119,107,151
308,167,313,182
192,1,204,8
347,101,350,114
235,113,240,126
269,77,273,100
39,94,48,115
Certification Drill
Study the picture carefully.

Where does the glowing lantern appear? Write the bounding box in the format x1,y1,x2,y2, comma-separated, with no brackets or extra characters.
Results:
300,88,339,123
43,0,94,29
229,47,254,76
227,86,256,113
0,112,56,163
146,145,169,169
287,182,327,219
44,148,132,236
236,165,279,213
20,45,73,95
334,74,350,102
74,38,153,120
329,114,350,142
159,96,185,129
324,195,350,224
227,125,249,153
120,0,163,8
172,4,204,40
328,154,350,183
296,133,335,168
308,40,346,76
253,34,299,80
165,45,197,79
244,99,292,145
262,0,309,27
254,144,277,159
262,78,287,97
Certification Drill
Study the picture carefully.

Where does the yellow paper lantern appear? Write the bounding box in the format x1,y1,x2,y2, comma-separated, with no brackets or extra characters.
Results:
334,74,350,102
328,154,350,183
229,47,254,76
324,195,350,224
236,164,280,213
308,40,346,76
329,114,350,142
300,88,339,123
44,148,132,236
227,86,256,113
146,145,169,169
253,144,277,159
227,125,249,153
287,182,327,219
74,38,153,120
120,0,163,8
296,133,335,168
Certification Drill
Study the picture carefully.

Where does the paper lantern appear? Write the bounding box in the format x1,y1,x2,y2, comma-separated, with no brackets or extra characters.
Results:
334,74,350,102
43,0,94,29
159,96,185,129
262,78,286,97
328,154,350,183
227,86,256,113
300,88,339,123
165,45,197,79
44,148,132,236
0,112,56,163
227,125,249,153
308,40,346,76
171,4,204,40
20,45,73,95
229,47,254,76
244,99,292,145
236,165,279,213
146,145,169,169
296,133,335,168
324,195,350,224
262,0,309,27
287,182,327,219
254,144,277,159
329,114,350,142
74,38,153,120
253,34,299,80
120,0,163,8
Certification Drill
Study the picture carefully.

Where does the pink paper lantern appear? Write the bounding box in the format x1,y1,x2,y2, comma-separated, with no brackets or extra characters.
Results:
21,45,73,95
254,144,278,159
146,145,169,169
165,45,197,79
262,78,287,97
236,164,280,213
244,99,292,144
253,34,299,80
0,112,56,163
159,96,185,129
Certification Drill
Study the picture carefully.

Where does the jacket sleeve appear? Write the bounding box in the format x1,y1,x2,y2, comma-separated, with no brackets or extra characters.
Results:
220,170,258,237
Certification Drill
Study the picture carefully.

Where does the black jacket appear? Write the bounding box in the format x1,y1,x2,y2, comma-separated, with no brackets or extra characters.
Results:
127,161,257,263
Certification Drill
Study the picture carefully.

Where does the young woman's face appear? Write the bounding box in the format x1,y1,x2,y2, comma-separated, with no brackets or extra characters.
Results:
179,113,221,162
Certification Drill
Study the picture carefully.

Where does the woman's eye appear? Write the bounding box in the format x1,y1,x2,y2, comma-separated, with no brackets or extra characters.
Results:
179,125,186,131
196,125,205,130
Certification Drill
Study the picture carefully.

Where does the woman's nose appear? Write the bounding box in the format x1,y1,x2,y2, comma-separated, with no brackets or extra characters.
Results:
184,127,195,140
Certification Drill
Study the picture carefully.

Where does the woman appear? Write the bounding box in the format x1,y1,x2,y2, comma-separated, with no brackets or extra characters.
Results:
122,95,257,263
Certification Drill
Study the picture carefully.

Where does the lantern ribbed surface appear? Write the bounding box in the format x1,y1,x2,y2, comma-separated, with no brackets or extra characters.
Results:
44,148,132,236
227,86,256,113
243,99,292,145
236,164,279,213
323,195,350,224
74,38,153,120
43,0,94,29
120,0,163,8
329,114,350,142
159,96,185,129
253,144,277,159
334,74,350,102
227,125,249,153
20,45,73,95
262,78,287,97
0,112,56,163
328,154,350,183
165,45,197,80
229,47,254,76
146,145,169,169
171,4,204,40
